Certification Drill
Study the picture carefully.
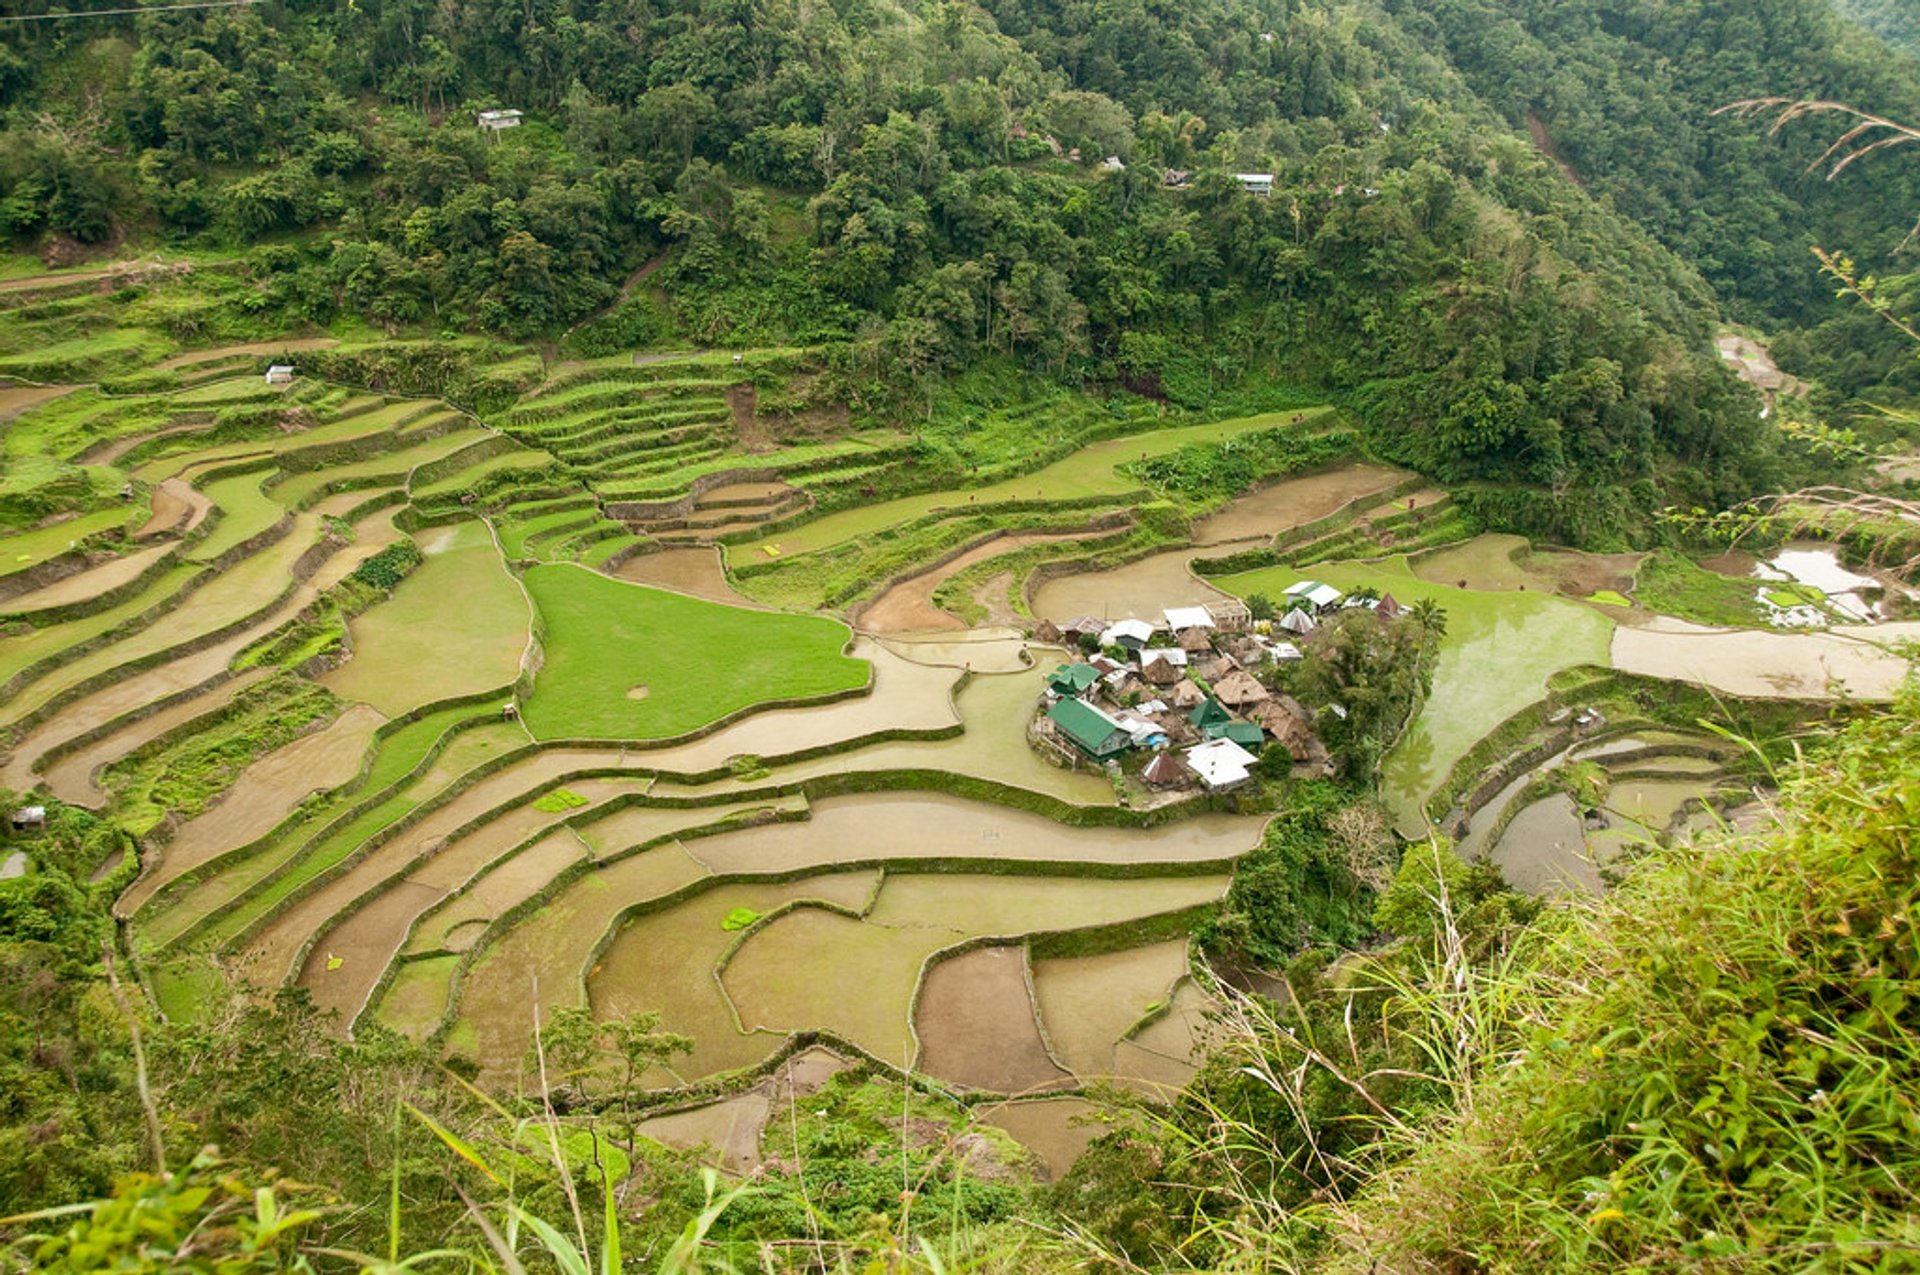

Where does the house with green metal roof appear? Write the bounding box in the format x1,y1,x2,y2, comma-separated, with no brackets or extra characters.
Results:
1047,697,1132,759
1047,662,1102,698
1218,721,1265,750
1188,697,1232,733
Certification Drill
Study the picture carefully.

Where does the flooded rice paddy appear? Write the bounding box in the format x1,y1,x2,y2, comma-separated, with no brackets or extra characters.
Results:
1027,463,1410,622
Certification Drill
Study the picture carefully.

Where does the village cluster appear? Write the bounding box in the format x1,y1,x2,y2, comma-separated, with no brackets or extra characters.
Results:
1031,581,1404,794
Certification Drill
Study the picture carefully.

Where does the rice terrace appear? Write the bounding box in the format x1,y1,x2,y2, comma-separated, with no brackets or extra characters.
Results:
3,257,1918,1193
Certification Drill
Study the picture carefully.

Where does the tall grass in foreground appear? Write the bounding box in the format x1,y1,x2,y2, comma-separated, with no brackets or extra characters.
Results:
1310,681,1920,1271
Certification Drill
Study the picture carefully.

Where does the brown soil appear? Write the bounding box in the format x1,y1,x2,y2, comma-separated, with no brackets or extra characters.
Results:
0,383,74,422
914,946,1072,1094
1526,545,1644,597
38,670,273,808
2,542,175,614
615,547,761,607
1527,110,1585,187
970,571,1022,627
726,382,767,451
115,703,386,916
860,531,1096,635
292,881,444,1018
1191,462,1411,545
136,479,212,539
697,482,792,504
155,337,339,372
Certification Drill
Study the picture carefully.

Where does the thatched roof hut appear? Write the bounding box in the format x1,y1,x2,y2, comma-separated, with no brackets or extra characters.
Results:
1177,626,1214,653
1142,656,1184,687
1034,619,1064,644
1212,669,1270,709
1168,679,1206,709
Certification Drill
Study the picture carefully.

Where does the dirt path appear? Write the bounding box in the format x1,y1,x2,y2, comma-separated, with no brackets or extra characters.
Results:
1527,110,1585,188
860,531,1091,635
135,478,213,539
1,542,175,615
155,337,338,371
0,383,74,422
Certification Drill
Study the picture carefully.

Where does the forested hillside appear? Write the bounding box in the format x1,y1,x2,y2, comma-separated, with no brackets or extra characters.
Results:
1832,0,1920,56
2,0,1911,542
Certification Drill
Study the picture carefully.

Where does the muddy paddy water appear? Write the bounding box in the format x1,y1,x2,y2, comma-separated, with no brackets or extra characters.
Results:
978,1098,1111,1181
675,792,1258,876
914,946,1071,1093
1031,939,1193,1082
719,872,1228,1074
1028,464,1409,622
1215,553,1615,834
1612,617,1920,700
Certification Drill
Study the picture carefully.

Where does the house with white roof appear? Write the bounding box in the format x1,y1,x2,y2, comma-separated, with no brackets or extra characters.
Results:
1163,605,1215,631
1284,580,1345,610
1100,618,1157,652
1187,738,1258,790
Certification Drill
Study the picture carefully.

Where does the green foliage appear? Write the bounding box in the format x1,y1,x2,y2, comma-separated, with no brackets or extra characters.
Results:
349,539,425,592
1342,678,1920,1270
563,293,681,358
1633,549,1766,628
101,674,340,835
1125,426,1356,502
1198,785,1376,966
520,564,868,740
719,906,761,932
531,787,589,814
5,1151,328,1274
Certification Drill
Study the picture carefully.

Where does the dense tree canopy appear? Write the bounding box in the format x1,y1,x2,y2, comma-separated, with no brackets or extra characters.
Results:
0,0,1913,538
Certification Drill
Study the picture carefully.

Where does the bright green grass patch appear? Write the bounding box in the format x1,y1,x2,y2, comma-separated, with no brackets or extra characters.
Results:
408,446,554,499
743,410,1325,560
0,506,132,572
1633,549,1766,628
532,787,589,813
721,906,762,931
265,429,488,507
520,563,868,740
1764,583,1826,609
1587,589,1634,608
1215,557,1614,832
320,520,528,715
187,471,285,561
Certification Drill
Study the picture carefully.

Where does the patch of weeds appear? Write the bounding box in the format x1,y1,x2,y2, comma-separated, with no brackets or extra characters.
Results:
532,787,589,813
721,906,762,931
